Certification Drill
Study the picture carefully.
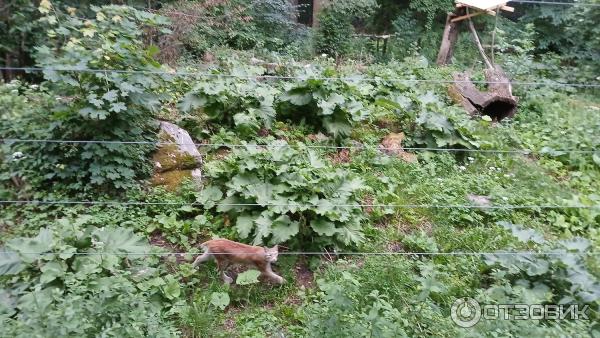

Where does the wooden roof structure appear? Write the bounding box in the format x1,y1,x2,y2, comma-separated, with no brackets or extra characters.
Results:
452,0,514,22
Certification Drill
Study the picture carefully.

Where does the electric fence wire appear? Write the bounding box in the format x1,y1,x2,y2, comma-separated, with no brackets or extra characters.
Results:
141,0,600,21
0,66,599,88
0,200,597,209
0,250,597,256
2,138,597,154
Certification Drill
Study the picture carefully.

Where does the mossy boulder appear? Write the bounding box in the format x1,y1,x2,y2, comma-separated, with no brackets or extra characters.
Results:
151,121,202,190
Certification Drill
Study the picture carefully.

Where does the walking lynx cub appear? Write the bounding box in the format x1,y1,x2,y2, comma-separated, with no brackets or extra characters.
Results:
193,239,284,284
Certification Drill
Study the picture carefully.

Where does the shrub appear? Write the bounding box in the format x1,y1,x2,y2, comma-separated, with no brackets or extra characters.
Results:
0,217,180,337
2,5,171,192
197,140,366,248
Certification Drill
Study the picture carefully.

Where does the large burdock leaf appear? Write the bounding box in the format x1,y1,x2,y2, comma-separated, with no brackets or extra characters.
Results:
252,213,273,245
311,219,337,236
210,291,230,310
92,228,151,255
0,250,24,275
236,214,256,239
236,270,261,285
271,215,299,243
178,92,206,112
163,275,181,300
40,261,67,284
7,228,54,263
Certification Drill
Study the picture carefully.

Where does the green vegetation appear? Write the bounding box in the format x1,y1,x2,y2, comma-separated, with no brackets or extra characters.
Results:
1,1,599,337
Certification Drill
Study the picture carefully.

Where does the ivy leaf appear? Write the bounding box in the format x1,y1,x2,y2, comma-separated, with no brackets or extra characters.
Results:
109,102,127,113
79,107,109,120
102,90,119,102
271,215,299,243
0,250,24,276
236,269,261,285
210,291,230,310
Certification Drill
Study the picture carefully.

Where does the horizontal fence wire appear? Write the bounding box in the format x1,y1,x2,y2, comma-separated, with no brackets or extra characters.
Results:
143,0,600,21
0,251,597,256
2,139,597,154
1,66,600,88
509,0,600,6
0,200,597,209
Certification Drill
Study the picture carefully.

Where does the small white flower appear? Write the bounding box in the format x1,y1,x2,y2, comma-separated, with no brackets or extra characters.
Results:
488,166,495,170
502,197,508,201
458,165,466,171
467,157,474,161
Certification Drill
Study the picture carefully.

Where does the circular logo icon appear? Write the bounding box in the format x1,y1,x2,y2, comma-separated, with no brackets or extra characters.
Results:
451,297,481,328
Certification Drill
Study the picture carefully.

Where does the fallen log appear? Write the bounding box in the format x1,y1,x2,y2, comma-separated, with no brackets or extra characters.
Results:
448,65,517,121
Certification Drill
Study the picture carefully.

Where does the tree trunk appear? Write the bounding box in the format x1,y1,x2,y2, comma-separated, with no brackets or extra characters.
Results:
436,11,463,65
448,66,518,121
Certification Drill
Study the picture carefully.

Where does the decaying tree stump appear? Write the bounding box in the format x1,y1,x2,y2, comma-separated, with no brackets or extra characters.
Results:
448,66,518,121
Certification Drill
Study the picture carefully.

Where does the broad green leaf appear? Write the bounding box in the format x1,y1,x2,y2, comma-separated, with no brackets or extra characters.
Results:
197,186,223,208
7,228,54,263
92,227,150,254
210,291,230,310
318,94,345,115
163,275,181,300
559,237,590,252
236,214,255,239
254,183,274,206
280,90,312,106
0,250,24,275
40,261,67,284
17,288,55,313
236,269,261,285
311,219,337,236
253,213,273,245
271,215,300,243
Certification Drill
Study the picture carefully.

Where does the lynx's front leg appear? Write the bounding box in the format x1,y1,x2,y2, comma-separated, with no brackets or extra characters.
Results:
216,259,233,284
264,263,284,284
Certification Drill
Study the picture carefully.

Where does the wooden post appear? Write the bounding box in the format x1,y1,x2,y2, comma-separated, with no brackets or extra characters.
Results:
436,11,463,65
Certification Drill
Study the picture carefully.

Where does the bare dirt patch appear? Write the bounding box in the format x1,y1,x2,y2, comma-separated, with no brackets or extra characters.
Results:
330,148,351,164
294,260,314,288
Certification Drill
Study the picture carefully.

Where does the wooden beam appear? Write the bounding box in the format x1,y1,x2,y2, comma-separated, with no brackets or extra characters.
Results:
451,10,486,23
